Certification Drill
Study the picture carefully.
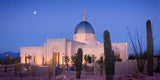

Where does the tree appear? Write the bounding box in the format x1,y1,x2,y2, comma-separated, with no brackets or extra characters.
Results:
114,53,122,62
27,55,32,65
5,55,13,72
91,54,96,69
30,65,36,76
127,27,146,72
71,53,78,68
6,55,13,64
128,54,136,60
26,55,32,72
91,54,96,63
14,60,19,74
47,59,54,79
96,56,104,76
64,56,69,71
84,54,89,65
84,54,92,65
88,55,91,63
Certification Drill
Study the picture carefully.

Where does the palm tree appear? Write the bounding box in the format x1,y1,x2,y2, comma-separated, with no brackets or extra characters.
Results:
91,54,96,63
91,54,96,71
84,54,89,65
27,55,32,65
64,56,69,71
71,53,78,70
26,55,32,72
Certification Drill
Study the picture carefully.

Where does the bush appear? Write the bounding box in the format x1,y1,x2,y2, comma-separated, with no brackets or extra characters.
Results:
115,53,122,62
30,65,36,76
129,55,136,60
47,59,54,79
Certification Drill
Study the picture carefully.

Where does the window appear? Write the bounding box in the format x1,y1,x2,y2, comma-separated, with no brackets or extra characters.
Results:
88,35,90,39
42,56,44,66
25,56,27,63
34,56,36,63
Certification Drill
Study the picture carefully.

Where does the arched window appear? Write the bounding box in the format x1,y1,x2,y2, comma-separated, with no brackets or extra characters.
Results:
25,56,27,63
34,56,36,63
88,35,90,39
42,56,44,66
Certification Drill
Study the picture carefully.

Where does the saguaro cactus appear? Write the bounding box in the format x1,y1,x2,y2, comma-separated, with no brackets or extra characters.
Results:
76,48,83,79
146,20,154,76
103,30,115,80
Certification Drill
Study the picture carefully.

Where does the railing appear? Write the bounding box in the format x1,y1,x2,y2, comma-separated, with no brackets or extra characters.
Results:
0,64,15,72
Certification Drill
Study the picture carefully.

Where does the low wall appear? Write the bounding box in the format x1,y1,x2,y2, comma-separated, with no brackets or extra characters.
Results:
0,64,15,72
115,59,159,75
115,60,137,75
94,60,138,75
115,62,127,74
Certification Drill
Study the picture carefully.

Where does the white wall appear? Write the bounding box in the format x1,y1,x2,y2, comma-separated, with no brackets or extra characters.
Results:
20,38,129,66
72,43,128,62
20,47,45,66
115,60,137,75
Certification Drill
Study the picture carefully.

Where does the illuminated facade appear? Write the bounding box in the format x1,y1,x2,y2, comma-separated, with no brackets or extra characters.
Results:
20,11,128,66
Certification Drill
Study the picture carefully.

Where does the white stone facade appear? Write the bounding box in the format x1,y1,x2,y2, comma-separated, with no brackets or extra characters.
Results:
20,37,128,66
20,14,128,66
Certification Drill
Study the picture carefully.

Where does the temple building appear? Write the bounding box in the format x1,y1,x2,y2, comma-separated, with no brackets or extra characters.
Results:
20,11,128,66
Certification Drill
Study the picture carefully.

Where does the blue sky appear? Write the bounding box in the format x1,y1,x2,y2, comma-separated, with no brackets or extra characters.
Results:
0,0,160,55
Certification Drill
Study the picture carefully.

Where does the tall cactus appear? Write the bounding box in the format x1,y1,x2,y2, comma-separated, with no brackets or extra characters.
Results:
76,48,83,79
103,30,115,80
146,20,154,76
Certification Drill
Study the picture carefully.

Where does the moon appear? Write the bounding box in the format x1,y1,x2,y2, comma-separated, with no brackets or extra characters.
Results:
33,11,37,15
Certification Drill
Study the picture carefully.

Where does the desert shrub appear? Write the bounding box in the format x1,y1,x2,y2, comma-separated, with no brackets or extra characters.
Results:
129,55,136,60
47,59,54,79
96,56,104,76
115,53,122,62
30,65,36,76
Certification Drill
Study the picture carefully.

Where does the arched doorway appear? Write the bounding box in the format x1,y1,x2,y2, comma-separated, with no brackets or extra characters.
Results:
53,52,60,64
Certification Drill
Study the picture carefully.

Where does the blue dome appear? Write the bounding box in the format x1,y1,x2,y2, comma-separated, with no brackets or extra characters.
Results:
74,21,95,34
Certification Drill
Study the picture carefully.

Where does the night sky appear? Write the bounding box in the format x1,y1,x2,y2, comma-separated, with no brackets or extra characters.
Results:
0,0,160,55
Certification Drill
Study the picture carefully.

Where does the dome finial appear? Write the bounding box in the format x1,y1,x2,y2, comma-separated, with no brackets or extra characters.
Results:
83,9,86,21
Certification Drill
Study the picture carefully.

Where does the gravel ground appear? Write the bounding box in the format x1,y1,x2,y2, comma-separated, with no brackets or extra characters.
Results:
0,69,160,80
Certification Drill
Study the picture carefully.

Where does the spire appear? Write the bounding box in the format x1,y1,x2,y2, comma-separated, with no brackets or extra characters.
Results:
83,9,86,21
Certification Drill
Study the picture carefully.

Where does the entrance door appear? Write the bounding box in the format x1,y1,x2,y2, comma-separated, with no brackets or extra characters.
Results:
53,52,60,64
